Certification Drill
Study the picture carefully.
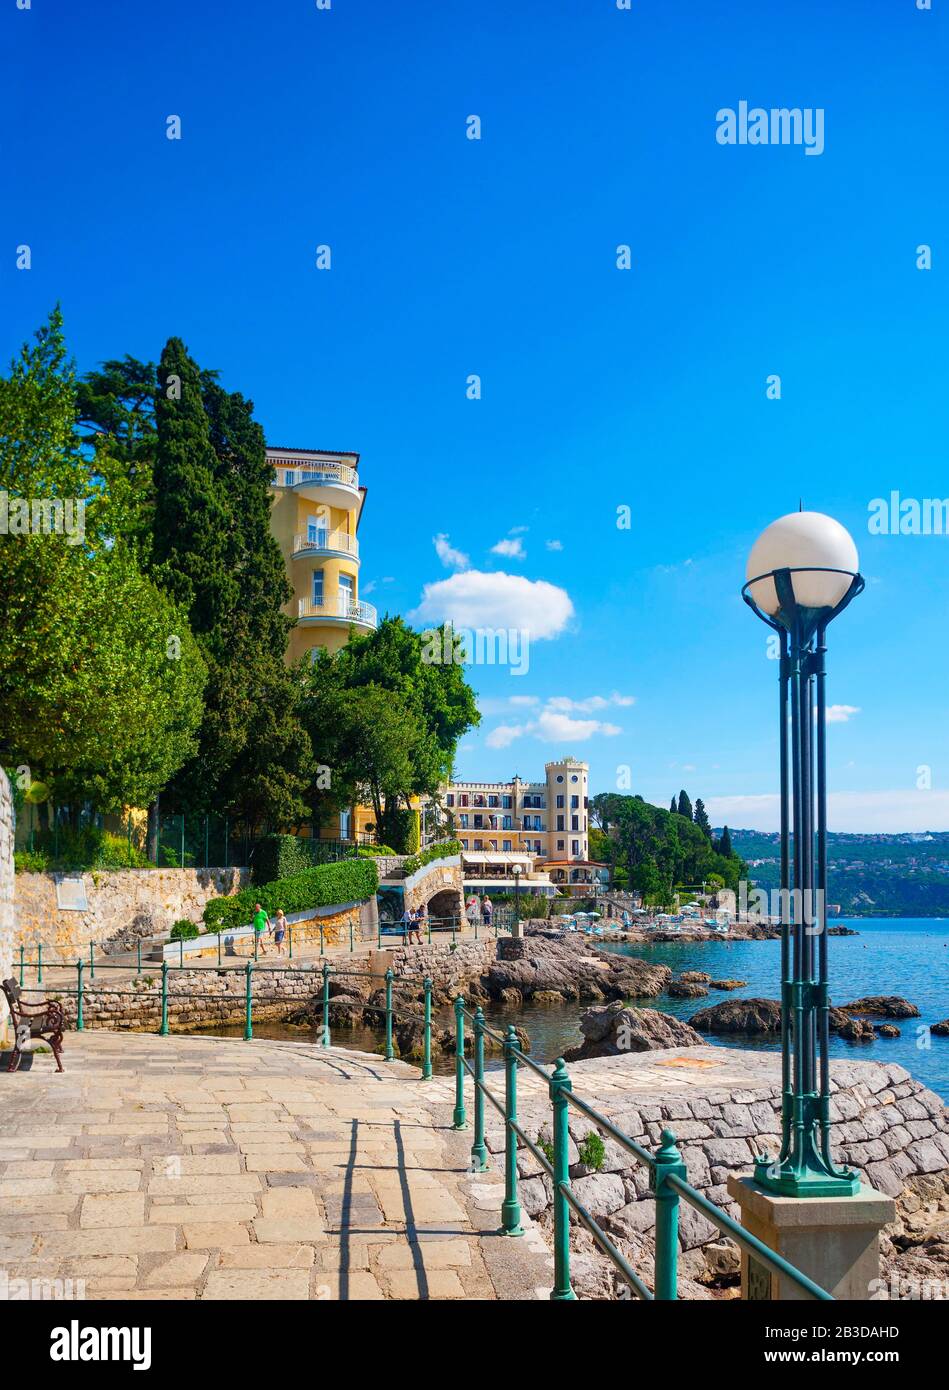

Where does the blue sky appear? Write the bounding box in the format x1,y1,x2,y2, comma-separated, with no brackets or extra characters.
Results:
4,0,948,831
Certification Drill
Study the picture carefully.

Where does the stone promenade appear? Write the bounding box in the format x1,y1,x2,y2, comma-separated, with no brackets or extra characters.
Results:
0,1032,551,1301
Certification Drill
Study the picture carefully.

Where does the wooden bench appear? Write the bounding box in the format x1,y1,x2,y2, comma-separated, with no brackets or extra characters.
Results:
1,978,65,1073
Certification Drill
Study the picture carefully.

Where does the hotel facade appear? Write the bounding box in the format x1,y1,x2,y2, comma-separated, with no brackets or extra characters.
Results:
446,758,606,889
266,446,377,665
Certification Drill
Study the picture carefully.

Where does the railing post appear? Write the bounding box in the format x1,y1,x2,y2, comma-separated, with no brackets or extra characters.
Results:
422,977,433,1081
501,1025,523,1235
320,923,325,957
88,942,94,980
550,1057,576,1301
470,1007,489,1171
254,929,259,962
288,926,293,960
159,961,169,1036
76,959,84,1031
37,942,42,984
652,1127,686,1301
136,939,142,975
451,917,456,946
179,937,184,969
384,968,394,1061
452,995,467,1130
321,962,331,1047
244,960,253,1040
349,917,354,953
217,931,222,967
18,944,24,987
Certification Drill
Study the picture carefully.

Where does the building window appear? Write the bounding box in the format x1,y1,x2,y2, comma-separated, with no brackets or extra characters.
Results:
460,794,469,807
571,795,579,809
474,815,483,829
445,794,454,807
557,839,565,851
460,839,469,850
474,839,483,851
571,775,578,783
459,815,468,829
557,815,564,831
556,794,564,809
572,840,580,855
502,815,512,830
502,839,512,852
488,795,498,808
571,815,579,831
556,774,564,783
502,795,512,809
312,569,324,605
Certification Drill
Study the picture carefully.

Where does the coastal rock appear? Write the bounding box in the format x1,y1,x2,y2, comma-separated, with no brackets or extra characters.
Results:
877,1025,901,1039
839,996,920,1020
482,933,671,1004
668,980,709,998
689,997,782,1034
837,1016,876,1041
932,1020,949,1038
563,1000,703,1060
709,979,747,991
680,971,711,984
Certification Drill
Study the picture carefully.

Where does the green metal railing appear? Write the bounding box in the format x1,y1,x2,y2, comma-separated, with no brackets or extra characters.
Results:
452,999,834,1303
16,955,434,1076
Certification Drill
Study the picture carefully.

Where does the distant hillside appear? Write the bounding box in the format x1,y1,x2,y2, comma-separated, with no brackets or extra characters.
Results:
728,829,949,918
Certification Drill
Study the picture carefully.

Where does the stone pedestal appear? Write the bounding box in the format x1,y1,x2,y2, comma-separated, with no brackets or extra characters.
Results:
727,1174,895,1301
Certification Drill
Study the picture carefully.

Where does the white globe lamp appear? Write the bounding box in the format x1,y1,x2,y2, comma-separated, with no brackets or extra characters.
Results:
745,511,859,618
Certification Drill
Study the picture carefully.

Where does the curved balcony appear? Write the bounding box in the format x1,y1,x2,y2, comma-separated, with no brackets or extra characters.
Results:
298,596,377,630
292,531,359,561
272,460,360,507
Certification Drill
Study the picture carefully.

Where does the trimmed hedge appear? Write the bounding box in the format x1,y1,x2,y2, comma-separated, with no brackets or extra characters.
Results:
251,833,357,885
402,839,462,876
203,857,378,933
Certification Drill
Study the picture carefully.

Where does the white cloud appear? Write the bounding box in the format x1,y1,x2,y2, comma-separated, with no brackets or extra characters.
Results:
491,537,526,559
509,525,529,535
705,789,949,834
546,539,563,552
546,692,635,714
362,580,376,595
532,710,622,742
408,570,574,640
509,695,540,707
825,704,860,723
486,724,525,749
433,533,469,570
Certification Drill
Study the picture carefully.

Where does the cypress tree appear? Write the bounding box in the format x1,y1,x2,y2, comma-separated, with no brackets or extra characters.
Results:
693,798,712,840
670,795,677,815
718,825,733,857
677,789,692,820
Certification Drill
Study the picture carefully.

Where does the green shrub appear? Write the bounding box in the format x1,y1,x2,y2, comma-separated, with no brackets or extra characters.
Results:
385,808,420,855
402,839,461,876
202,857,379,932
169,920,200,941
14,849,49,873
578,1132,605,1172
357,843,397,857
252,834,316,885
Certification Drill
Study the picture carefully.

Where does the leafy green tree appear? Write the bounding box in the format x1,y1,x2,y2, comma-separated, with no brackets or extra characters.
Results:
301,619,479,846
693,797,712,841
149,341,311,827
676,789,693,820
0,312,206,813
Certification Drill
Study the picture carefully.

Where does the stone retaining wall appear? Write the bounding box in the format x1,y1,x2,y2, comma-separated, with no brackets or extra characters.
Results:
384,937,497,999
481,1047,949,1295
14,866,251,958
0,769,14,1043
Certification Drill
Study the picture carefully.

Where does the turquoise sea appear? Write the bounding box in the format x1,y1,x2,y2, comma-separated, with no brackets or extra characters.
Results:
216,919,949,1099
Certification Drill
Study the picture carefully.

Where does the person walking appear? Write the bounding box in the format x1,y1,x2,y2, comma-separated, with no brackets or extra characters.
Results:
400,904,413,945
413,902,427,945
272,908,288,956
252,902,270,956
482,896,493,932
408,906,423,946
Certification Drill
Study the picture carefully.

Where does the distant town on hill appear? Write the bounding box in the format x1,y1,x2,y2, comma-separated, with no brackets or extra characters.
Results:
729,828,949,918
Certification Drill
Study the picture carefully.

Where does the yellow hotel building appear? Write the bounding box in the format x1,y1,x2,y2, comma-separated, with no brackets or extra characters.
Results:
266,445,377,664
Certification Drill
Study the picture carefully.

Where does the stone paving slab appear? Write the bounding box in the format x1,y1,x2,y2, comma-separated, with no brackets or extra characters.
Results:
0,1031,551,1301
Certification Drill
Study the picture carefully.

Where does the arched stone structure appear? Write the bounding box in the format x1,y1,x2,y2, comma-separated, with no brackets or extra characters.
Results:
402,859,465,926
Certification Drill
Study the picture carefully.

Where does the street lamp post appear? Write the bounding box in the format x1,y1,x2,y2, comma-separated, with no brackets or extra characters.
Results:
512,864,521,939
743,511,864,1199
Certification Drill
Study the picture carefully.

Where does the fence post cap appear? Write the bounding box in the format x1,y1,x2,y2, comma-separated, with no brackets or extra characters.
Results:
550,1056,571,1091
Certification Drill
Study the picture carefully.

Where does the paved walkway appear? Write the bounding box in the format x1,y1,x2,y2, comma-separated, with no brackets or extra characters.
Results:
0,1031,552,1301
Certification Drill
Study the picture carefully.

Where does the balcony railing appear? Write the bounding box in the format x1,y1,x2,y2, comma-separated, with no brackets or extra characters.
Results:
273,461,359,490
292,531,359,559
298,596,377,627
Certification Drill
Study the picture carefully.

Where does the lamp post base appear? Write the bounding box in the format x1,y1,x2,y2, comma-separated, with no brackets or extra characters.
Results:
728,1175,894,1300
753,1155,861,1199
